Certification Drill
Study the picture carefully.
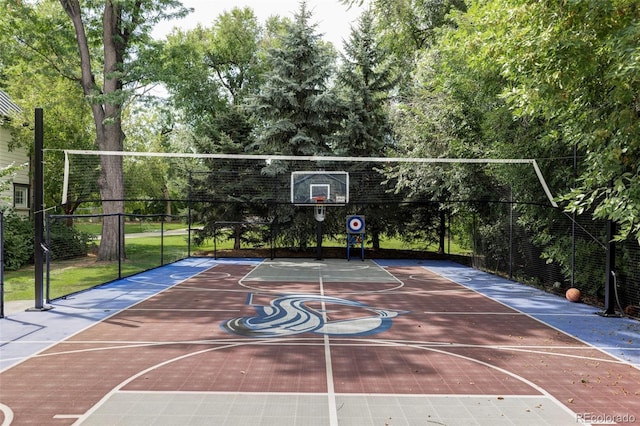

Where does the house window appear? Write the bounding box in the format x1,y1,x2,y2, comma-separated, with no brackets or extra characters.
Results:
13,184,29,209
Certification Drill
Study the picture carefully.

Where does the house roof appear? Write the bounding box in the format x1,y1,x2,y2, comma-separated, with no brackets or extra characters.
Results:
0,89,21,117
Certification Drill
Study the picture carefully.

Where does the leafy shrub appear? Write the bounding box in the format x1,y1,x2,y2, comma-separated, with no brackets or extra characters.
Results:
1,210,33,271
48,220,94,260
1,210,93,270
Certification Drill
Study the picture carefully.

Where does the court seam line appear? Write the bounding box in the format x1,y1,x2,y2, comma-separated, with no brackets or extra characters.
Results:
111,389,550,398
11,339,630,366
420,311,596,315
319,275,339,426
8,334,630,368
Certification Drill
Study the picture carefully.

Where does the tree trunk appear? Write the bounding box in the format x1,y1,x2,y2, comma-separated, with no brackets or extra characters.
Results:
98,152,125,261
438,209,446,254
61,0,126,261
163,185,172,221
372,229,381,250
234,224,242,250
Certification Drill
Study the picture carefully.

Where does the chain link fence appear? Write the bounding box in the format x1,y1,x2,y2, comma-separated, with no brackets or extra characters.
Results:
1,204,639,319
468,202,639,317
44,213,191,301
1,211,4,318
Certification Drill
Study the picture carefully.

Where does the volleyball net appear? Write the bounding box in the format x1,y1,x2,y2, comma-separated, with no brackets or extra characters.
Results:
57,150,558,208
34,149,640,316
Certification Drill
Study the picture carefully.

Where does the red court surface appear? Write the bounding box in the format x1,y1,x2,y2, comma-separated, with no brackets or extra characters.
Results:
1,258,639,425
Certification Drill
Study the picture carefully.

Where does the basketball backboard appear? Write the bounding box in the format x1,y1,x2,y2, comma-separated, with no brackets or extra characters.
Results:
291,171,349,206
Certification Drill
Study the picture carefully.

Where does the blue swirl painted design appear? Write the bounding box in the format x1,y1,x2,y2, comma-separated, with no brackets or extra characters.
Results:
221,294,408,338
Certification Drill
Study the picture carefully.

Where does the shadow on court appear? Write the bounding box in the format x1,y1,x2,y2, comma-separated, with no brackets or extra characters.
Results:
1,258,639,425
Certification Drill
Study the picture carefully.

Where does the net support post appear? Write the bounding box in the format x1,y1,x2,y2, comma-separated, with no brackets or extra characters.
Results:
1,211,4,318
313,197,326,260
316,220,323,260
599,218,620,317
29,108,52,312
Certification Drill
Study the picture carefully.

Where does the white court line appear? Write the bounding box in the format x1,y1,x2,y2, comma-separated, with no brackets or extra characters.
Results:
70,341,251,426
359,338,582,421
422,265,640,370
0,403,14,426
124,308,238,312
238,259,406,294
43,331,615,425
268,260,371,272
319,275,339,426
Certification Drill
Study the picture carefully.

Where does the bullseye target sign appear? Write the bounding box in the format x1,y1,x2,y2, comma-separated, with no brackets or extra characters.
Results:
346,215,365,234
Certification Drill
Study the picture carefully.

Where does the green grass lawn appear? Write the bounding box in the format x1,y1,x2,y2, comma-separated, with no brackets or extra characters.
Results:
3,234,212,302
74,221,189,235
3,232,469,302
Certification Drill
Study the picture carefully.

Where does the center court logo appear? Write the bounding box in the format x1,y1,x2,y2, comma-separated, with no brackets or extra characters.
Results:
221,293,408,338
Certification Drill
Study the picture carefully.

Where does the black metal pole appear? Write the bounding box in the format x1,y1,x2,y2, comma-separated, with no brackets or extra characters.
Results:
33,108,45,310
117,214,122,279
571,143,577,287
1,211,4,318
160,215,165,266
316,220,322,260
600,218,618,316
509,190,513,280
45,214,51,302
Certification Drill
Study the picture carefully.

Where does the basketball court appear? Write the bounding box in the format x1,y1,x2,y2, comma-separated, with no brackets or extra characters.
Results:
1,257,640,425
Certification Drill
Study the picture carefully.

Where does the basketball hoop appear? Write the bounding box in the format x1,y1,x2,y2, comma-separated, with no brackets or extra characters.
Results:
313,196,326,222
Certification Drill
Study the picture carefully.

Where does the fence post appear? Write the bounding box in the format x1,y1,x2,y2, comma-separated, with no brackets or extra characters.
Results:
32,107,49,311
509,193,514,280
1,211,4,318
118,214,122,280
160,215,165,266
45,214,51,302
472,213,477,268
600,219,619,317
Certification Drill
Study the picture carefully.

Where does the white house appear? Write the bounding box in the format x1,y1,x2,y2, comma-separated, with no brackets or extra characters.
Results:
0,90,30,215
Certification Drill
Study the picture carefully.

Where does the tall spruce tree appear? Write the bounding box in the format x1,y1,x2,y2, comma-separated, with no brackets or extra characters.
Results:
249,1,340,156
247,1,342,250
335,9,396,157
335,9,401,249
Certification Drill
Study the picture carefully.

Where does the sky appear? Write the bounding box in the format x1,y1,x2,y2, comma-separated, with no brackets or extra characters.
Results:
152,0,367,50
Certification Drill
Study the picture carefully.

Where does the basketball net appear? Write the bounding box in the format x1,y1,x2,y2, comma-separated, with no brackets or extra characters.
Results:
313,196,326,222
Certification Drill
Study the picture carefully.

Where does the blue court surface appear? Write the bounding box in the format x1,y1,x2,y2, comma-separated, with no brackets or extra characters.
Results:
2,258,638,372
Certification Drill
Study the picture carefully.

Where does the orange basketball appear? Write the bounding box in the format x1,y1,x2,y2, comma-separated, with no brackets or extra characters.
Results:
565,288,581,303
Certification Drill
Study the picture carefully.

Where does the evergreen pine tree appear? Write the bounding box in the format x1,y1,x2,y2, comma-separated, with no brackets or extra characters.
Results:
335,9,403,249
245,1,344,251
335,8,396,157
249,1,340,156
